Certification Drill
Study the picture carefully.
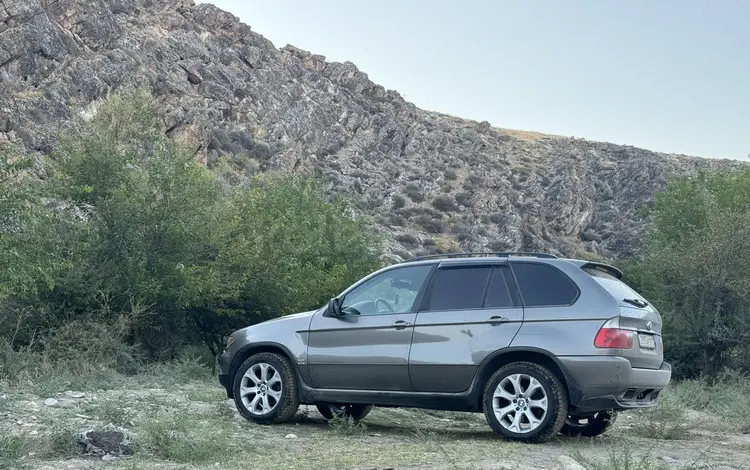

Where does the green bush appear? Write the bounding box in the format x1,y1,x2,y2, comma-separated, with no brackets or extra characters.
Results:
624,168,750,378
0,90,382,373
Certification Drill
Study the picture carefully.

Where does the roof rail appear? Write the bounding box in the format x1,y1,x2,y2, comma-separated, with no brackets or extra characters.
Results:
403,252,559,263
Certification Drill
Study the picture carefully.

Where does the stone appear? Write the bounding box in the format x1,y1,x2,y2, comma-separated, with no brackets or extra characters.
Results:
284,433,297,439
0,0,745,261
556,455,587,470
659,456,678,463
43,398,58,407
79,429,134,457
65,391,86,399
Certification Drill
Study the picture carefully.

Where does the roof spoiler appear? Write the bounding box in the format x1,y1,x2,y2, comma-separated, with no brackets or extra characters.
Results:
580,261,623,279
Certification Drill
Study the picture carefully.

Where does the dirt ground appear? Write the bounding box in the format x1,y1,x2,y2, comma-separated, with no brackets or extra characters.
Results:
1,376,749,470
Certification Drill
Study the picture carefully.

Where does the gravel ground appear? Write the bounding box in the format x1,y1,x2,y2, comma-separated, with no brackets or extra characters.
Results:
1,376,749,470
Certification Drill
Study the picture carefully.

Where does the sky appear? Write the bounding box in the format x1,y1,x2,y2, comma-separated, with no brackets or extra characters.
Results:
199,0,749,161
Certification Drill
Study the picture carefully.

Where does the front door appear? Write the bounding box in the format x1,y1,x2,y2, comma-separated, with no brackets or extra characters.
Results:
307,263,434,391
409,263,524,392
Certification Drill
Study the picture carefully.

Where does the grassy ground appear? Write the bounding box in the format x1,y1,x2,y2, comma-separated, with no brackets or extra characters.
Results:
1,363,749,470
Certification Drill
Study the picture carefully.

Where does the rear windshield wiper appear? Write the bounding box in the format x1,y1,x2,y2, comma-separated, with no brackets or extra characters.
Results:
623,298,649,308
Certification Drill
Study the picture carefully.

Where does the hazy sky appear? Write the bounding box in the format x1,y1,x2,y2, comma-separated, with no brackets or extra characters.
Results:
199,0,749,160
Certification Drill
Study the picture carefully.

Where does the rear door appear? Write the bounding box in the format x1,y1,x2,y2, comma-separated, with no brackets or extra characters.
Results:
582,266,664,369
408,263,524,392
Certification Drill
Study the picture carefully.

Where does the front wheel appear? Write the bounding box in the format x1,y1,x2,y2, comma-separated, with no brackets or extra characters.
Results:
482,361,567,443
233,352,300,424
316,403,373,421
560,410,617,437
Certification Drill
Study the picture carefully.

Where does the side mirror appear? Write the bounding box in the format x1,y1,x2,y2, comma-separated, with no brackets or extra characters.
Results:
327,297,342,317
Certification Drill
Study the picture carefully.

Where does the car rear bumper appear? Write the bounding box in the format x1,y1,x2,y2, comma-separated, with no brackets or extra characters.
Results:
559,356,672,413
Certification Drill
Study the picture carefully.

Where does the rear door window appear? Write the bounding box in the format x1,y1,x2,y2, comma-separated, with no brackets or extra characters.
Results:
424,267,492,311
511,263,579,307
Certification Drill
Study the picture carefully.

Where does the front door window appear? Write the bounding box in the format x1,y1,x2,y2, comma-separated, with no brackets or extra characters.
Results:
341,265,432,315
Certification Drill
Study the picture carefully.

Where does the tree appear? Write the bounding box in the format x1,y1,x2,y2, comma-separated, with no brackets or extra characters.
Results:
1,90,382,361
627,168,750,378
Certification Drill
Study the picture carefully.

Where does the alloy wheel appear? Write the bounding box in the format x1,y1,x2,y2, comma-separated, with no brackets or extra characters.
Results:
492,373,549,434
239,362,283,415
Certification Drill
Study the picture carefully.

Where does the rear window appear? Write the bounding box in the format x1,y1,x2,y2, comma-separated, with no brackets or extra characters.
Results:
512,263,579,307
583,267,647,303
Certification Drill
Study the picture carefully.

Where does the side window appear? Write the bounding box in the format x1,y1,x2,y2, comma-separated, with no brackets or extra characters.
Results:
425,267,492,311
341,265,432,315
511,263,578,307
485,266,514,308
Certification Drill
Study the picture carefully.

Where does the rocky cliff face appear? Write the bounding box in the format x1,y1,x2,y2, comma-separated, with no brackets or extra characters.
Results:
0,0,741,260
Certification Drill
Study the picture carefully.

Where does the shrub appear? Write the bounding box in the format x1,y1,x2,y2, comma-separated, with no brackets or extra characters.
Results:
392,194,406,210
488,240,511,252
403,183,425,202
431,195,458,212
455,191,473,207
139,413,239,464
625,168,750,378
574,447,673,470
413,215,445,234
396,234,420,248
0,90,382,366
632,401,690,440
489,212,506,224
329,414,367,435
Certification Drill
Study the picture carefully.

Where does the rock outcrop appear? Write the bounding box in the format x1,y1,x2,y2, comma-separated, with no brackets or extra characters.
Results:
0,0,742,259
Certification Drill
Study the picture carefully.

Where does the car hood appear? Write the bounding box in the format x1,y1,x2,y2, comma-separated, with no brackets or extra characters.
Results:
259,309,317,325
233,308,318,339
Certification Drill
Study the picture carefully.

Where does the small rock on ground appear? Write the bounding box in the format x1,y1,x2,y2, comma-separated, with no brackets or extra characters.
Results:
44,398,58,407
284,433,298,439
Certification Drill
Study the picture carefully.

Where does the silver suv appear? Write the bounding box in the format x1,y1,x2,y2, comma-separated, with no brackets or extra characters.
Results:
218,252,671,442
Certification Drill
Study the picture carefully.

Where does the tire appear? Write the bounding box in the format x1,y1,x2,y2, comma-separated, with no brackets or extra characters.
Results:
233,352,300,424
316,404,373,421
482,361,568,443
560,410,617,437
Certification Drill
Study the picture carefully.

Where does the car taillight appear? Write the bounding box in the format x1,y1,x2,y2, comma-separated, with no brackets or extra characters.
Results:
594,327,634,349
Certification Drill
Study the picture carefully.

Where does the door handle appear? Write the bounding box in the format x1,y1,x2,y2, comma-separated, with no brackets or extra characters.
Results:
488,316,510,325
393,320,412,330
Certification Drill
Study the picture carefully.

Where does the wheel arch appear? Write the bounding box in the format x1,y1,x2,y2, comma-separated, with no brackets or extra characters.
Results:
473,347,574,409
227,342,297,398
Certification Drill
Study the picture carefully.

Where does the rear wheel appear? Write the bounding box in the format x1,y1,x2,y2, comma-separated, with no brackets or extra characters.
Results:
316,403,373,421
560,410,617,437
483,361,567,443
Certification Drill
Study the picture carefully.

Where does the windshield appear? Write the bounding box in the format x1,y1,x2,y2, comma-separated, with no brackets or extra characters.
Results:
582,267,648,305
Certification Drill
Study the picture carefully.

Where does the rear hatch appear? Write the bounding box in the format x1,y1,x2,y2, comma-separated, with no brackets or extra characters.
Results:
582,263,664,370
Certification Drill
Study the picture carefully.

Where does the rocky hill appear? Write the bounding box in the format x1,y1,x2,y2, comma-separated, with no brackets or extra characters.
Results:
0,0,742,260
